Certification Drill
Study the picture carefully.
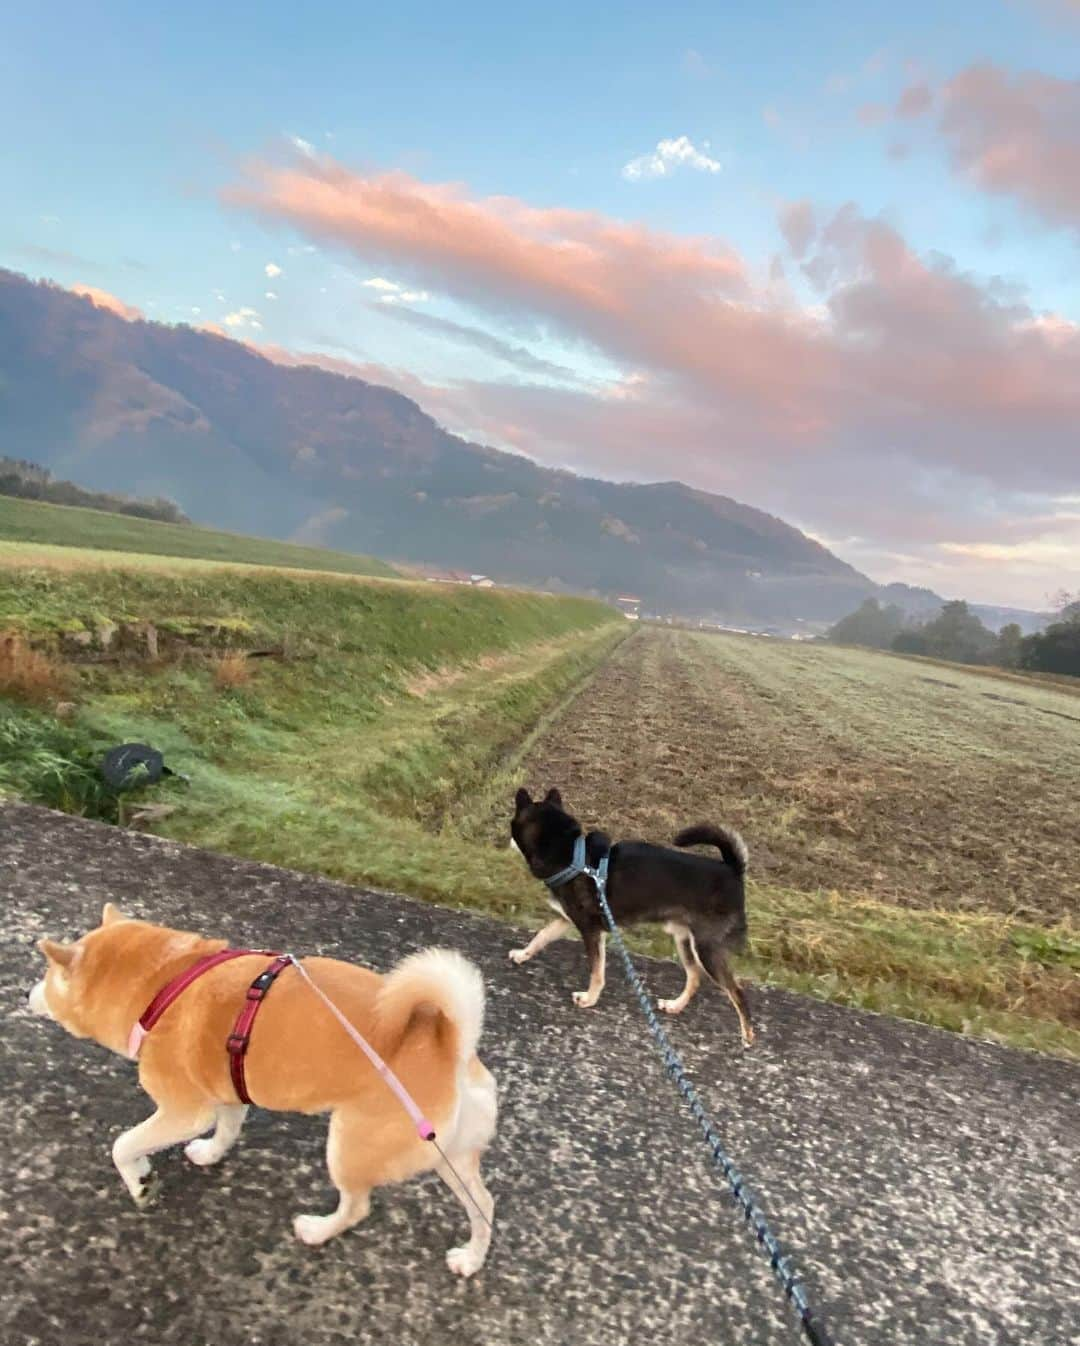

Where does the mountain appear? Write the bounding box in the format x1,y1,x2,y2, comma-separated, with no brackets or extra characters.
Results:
0,269,1036,629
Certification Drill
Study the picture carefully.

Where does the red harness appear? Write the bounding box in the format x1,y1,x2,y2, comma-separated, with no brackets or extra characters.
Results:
128,949,294,1105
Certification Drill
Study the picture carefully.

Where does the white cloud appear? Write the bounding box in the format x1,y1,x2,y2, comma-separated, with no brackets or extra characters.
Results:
191,306,202,315
361,276,429,304
382,289,430,304
222,307,261,330
287,243,318,256
940,538,1080,563
265,262,283,278
230,241,243,253
289,134,316,158
265,290,278,300
621,135,722,182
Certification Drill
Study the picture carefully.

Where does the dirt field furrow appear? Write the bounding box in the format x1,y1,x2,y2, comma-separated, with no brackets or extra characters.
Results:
510,627,1079,924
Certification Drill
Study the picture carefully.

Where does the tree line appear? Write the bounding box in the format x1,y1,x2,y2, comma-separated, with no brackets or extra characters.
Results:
826,595,1080,678
0,457,190,525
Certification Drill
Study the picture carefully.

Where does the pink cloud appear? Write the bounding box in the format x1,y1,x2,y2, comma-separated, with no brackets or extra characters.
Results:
229,156,1079,452
857,103,889,127
895,81,933,119
224,154,1080,603
891,64,1080,234
70,284,143,321
778,200,817,259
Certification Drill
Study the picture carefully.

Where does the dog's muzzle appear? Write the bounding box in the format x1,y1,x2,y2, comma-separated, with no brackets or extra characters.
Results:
28,980,52,1018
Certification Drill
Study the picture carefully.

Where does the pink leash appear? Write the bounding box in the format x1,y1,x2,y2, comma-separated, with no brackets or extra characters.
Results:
128,948,435,1142
290,957,492,1230
128,946,489,1229
288,956,437,1141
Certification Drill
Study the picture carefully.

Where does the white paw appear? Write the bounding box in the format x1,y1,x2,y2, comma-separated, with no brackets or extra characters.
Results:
658,998,685,1015
132,1178,159,1209
293,1213,336,1246
116,1154,156,1206
508,948,530,965
185,1137,224,1166
446,1244,485,1278
572,990,599,1009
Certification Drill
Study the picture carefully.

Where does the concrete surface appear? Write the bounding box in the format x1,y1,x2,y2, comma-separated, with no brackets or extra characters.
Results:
1,802,1077,1346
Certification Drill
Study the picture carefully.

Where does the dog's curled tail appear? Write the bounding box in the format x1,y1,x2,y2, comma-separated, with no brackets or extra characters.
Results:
375,948,486,1065
673,824,749,877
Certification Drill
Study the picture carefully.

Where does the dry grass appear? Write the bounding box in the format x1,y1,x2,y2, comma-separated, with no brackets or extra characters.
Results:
212,651,253,690
0,538,408,586
505,626,1080,1056
0,633,70,705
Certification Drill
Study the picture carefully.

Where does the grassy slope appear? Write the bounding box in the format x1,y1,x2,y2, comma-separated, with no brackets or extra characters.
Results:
0,560,627,915
0,495,397,577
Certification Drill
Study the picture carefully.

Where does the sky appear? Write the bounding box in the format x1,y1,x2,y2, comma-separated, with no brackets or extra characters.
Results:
3,0,1079,609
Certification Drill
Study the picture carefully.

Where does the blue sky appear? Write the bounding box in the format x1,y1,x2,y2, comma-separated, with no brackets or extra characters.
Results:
3,1,1079,606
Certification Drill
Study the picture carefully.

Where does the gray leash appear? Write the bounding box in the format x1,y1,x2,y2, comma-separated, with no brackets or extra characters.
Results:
580,851,835,1346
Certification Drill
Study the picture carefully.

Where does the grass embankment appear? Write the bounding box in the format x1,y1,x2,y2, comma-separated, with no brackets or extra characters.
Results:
0,560,626,909
0,494,397,577
508,627,1080,1058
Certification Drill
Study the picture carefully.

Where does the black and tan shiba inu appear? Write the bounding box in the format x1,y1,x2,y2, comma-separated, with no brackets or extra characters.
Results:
509,788,753,1044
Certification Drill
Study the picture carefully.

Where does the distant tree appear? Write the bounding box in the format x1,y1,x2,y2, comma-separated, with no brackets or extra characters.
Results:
1019,598,1080,677
994,623,1024,669
0,455,189,524
827,598,906,649
892,629,930,656
918,600,997,665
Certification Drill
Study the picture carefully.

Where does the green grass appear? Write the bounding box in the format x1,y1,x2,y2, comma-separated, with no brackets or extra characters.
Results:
4,551,1075,1059
0,494,397,577
0,558,627,925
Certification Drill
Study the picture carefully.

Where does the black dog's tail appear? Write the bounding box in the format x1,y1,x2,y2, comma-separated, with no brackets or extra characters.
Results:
673,824,749,877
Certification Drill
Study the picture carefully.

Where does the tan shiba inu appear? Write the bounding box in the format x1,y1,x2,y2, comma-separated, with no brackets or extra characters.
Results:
28,905,497,1276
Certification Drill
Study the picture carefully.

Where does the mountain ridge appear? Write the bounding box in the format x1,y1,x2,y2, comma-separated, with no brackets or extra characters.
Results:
0,268,1042,630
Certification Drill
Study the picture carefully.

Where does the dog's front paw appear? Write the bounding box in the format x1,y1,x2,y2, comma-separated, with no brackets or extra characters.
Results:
572,990,599,1009
185,1137,225,1167
133,1172,162,1210
658,997,686,1015
116,1153,158,1208
293,1213,336,1247
508,948,530,965
446,1244,485,1278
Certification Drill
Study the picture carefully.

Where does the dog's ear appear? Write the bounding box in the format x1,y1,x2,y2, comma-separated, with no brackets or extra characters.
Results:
515,787,532,812
101,902,125,926
37,938,79,968
544,787,562,808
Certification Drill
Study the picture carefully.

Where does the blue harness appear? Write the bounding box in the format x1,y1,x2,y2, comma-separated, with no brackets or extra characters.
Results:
544,833,609,897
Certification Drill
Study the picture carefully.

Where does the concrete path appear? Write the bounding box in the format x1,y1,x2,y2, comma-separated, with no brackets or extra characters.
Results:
2,803,1077,1346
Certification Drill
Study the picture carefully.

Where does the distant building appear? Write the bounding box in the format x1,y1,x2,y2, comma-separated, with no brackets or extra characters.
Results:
615,594,641,620
424,569,495,587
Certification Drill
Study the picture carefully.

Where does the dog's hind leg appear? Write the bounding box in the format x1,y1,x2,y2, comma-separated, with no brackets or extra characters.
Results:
438,1147,495,1278
658,922,701,1015
572,927,606,1008
112,1104,216,1205
690,931,754,1046
509,916,570,965
293,1108,372,1246
437,1059,497,1277
184,1103,248,1167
